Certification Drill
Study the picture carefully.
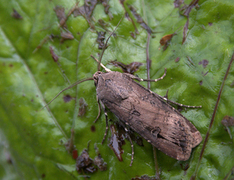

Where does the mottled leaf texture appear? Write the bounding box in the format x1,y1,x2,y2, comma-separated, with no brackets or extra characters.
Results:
0,0,234,180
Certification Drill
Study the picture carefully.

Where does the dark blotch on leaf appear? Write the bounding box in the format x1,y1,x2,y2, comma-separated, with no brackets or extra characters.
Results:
12,9,22,19
99,0,112,18
222,115,234,139
72,149,78,159
208,22,213,26
175,57,180,62
198,59,209,68
174,0,184,8
160,33,176,50
222,115,234,127
91,125,96,132
63,94,72,103
49,46,59,62
60,32,74,43
199,80,203,85
54,6,67,28
94,154,107,171
76,149,97,173
96,31,106,49
73,0,97,28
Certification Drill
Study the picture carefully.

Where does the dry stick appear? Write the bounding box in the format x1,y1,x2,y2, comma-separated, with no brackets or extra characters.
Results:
97,15,125,71
146,32,160,179
192,52,234,180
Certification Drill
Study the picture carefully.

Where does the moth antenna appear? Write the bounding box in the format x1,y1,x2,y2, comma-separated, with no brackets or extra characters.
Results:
98,15,125,71
40,77,93,111
91,55,111,72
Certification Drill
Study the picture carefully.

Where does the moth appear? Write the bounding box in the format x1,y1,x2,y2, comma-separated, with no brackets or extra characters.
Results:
94,69,202,162
43,17,202,166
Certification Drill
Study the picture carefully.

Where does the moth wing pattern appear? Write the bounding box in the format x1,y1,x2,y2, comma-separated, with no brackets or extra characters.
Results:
95,71,202,161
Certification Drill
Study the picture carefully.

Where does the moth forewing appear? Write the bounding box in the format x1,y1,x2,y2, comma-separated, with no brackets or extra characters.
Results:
94,71,202,161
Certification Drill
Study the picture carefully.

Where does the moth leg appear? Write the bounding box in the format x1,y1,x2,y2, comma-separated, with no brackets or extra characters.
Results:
122,125,134,166
127,133,134,166
99,101,109,144
126,68,167,82
157,94,202,108
94,95,101,123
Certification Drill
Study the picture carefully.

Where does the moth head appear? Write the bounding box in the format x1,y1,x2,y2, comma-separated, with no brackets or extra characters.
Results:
93,71,104,87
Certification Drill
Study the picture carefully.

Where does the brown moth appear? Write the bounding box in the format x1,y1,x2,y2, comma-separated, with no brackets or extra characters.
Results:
43,17,202,166
93,70,202,161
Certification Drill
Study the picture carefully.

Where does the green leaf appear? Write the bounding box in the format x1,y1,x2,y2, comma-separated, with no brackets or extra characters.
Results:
0,0,234,179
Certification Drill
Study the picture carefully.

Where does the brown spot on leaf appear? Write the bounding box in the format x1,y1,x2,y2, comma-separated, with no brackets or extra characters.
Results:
91,125,96,132
222,116,234,127
174,0,184,8
199,80,203,85
94,154,107,171
99,0,112,19
198,59,209,68
49,46,59,62
12,9,22,19
76,149,97,173
60,32,74,43
72,149,78,159
96,31,106,49
73,0,97,29
160,33,176,50
175,57,180,63
63,94,72,103
54,6,67,28
222,115,234,139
